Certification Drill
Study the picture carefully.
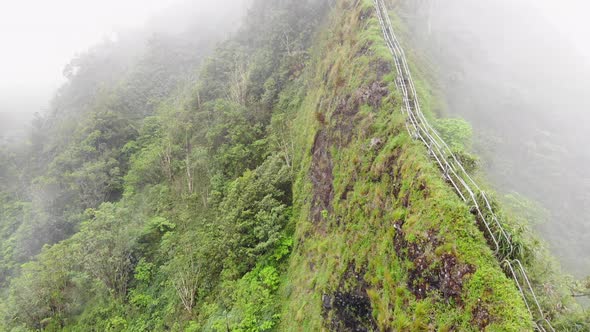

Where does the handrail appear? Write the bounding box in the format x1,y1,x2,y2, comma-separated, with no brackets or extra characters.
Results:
372,1,554,330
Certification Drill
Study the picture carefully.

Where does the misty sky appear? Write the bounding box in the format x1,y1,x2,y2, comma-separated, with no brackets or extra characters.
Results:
0,0,184,114
2,0,590,117
531,0,590,60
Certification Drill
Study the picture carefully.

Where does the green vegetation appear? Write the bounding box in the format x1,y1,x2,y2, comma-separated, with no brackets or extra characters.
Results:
0,0,588,331
279,0,530,330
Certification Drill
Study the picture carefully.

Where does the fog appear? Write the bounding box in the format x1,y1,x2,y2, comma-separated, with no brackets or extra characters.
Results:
0,0,179,112
0,0,247,139
399,0,590,277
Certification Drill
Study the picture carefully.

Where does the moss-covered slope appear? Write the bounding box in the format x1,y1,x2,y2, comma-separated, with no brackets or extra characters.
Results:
280,0,532,330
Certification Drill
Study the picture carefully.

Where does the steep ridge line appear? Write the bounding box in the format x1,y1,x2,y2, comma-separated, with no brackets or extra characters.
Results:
372,0,555,330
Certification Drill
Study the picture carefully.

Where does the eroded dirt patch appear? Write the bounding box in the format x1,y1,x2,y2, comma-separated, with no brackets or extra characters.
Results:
331,94,359,146
322,262,378,332
393,225,475,304
310,130,334,223
371,58,392,81
354,81,389,109
472,300,492,330
331,81,389,146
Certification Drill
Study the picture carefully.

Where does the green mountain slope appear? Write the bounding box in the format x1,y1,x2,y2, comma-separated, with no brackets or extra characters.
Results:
280,0,530,330
1,0,588,331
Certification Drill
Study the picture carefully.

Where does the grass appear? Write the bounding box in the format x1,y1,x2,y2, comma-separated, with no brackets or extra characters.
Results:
383,1,585,327
277,0,533,330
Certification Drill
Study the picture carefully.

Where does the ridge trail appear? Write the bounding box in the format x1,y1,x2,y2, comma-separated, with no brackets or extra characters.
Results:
372,0,555,330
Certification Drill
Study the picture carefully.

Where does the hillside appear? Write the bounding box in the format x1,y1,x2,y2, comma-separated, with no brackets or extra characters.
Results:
0,0,588,331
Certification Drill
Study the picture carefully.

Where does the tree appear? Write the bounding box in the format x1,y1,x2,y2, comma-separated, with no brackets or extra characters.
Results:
4,241,85,330
219,155,291,275
75,203,137,297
